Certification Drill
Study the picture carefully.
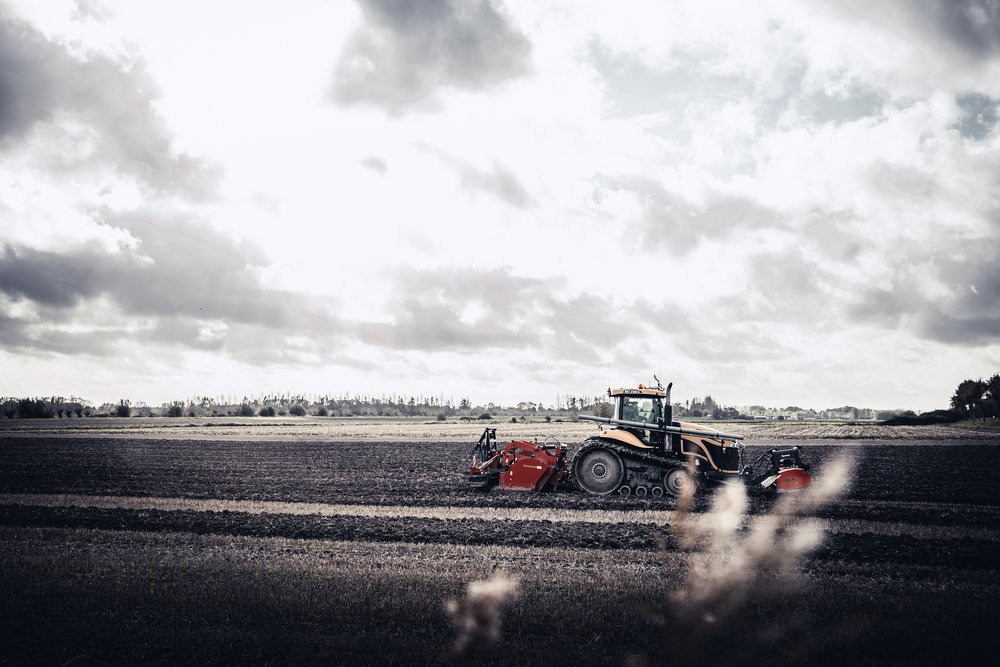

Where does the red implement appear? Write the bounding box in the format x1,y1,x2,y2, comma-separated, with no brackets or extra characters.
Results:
754,447,813,493
467,429,568,492
771,467,812,492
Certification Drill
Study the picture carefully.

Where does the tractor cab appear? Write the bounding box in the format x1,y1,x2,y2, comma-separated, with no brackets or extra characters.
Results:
609,386,669,448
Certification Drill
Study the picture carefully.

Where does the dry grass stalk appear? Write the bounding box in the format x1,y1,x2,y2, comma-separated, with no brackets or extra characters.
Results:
446,573,520,662
664,454,856,662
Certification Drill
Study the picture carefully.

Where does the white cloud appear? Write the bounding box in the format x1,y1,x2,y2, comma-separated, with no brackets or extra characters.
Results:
0,0,998,411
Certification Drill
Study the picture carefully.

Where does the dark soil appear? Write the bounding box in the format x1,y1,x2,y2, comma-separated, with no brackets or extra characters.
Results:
2,436,999,509
1,504,998,571
1,435,999,666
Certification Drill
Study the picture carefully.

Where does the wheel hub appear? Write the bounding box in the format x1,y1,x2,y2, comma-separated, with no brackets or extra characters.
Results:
665,468,693,497
574,446,625,496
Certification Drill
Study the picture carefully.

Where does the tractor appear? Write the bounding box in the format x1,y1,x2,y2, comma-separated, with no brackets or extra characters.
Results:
466,378,811,496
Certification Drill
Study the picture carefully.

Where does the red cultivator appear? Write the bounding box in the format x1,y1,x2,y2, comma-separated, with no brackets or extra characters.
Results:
466,428,568,492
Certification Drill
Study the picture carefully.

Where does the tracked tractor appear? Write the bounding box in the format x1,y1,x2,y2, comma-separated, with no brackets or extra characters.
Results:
466,378,812,496
573,380,745,496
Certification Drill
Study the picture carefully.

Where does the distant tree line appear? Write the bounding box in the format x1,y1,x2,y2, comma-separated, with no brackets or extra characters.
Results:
883,372,1000,425
12,381,995,422
0,393,599,419
0,392,886,421
950,373,1000,420
1,397,91,419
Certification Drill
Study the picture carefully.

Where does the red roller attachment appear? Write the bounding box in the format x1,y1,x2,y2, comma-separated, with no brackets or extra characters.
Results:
467,430,568,492
753,446,813,493
498,440,567,491
771,467,813,492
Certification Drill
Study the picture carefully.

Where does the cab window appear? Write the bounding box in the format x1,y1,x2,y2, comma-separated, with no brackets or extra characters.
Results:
622,397,661,424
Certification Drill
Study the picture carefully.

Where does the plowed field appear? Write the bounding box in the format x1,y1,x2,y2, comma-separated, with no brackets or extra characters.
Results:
1,423,998,666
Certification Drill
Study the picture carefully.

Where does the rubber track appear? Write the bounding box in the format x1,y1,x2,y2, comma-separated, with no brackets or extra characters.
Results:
568,438,685,493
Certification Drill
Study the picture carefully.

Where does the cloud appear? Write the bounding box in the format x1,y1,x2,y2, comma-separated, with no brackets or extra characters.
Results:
460,161,533,209
811,1,1000,96
0,311,29,347
847,237,1000,346
332,0,531,111
579,4,1000,383
586,1,1000,129
637,241,850,367
3,1,999,410
71,0,112,23
360,155,388,172
356,267,545,351
0,243,117,308
908,0,1000,58
357,267,629,360
0,7,218,198
734,247,837,323
0,207,341,358
420,144,534,207
955,92,999,139
594,175,780,256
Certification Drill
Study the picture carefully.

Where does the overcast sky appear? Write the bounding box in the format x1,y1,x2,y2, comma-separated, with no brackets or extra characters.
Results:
1,0,999,411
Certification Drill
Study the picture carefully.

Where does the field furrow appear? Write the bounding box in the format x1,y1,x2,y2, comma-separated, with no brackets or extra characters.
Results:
3,436,1000,508
2,503,998,571
2,492,998,541
1,427,998,665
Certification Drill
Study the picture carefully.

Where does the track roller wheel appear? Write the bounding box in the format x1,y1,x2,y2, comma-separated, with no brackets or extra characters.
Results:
664,467,696,497
651,486,664,498
635,486,648,497
573,446,625,495
618,486,631,496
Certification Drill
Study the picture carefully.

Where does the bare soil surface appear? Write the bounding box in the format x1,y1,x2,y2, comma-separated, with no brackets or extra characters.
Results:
2,435,998,507
0,423,998,665
3,416,998,441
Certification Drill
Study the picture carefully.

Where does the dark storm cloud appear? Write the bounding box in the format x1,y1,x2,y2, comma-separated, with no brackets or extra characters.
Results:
847,240,1000,346
0,8,218,197
0,243,118,307
332,0,531,111
0,208,340,356
358,267,622,357
914,0,1000,57
917,242,1000,343
596,176,779,255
